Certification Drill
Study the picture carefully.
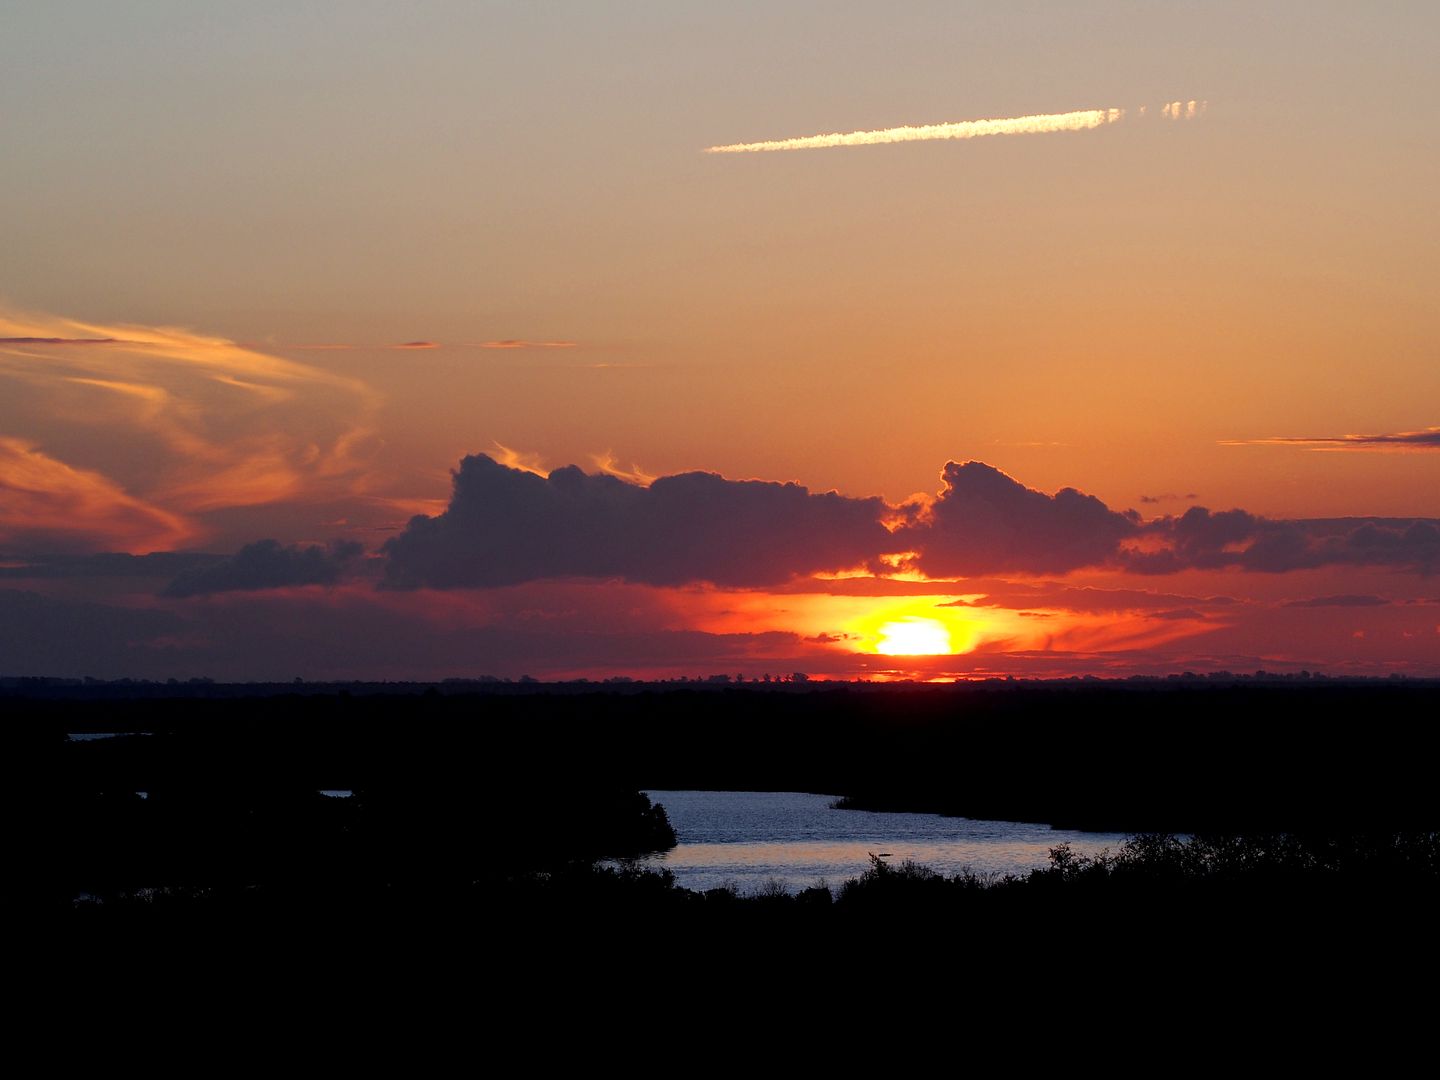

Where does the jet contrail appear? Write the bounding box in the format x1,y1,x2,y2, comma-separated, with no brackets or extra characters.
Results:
704,101,1203,154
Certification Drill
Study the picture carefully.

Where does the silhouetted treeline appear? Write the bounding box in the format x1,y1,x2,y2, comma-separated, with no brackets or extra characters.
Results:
8,680,1440,919
14,680,1440,830
13,777,675,910
47,832,1440,950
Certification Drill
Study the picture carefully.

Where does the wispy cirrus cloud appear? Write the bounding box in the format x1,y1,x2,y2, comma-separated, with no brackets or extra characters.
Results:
1283,595,1390,608
274,340,440,351
0,336,129,346
277,339,580,351
704,100,1204,154
0,436,192,553
0,307,381,553
473,340,578,350
1225,428,1440,452
941,583,1236,615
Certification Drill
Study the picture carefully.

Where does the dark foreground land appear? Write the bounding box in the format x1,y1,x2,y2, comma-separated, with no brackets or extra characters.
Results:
15,675,1440,826
8,677,1440,1002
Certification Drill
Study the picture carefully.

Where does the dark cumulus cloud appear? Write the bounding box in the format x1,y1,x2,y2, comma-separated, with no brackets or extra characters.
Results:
0,551,225,580
896,462,1139,578
892,466,1440,578
897,466,1440,576
1139,493,1198,504
382,453,891,588
163,539,363,597
1125,511,1440,575
382,455,1440,587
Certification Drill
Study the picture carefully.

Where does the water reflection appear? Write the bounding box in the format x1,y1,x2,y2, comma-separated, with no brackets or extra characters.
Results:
623,790,1128,894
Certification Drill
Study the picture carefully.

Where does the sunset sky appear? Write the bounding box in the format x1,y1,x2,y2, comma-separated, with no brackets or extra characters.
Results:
3,2,1438,680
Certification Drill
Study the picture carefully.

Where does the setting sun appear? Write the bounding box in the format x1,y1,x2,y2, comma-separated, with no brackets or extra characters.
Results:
875,617,954,656
2,8,1437,686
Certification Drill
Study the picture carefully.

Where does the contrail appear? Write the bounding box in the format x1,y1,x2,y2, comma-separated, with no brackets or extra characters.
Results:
704,101,1203,154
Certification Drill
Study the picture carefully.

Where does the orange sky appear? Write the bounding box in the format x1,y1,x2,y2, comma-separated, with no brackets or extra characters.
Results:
2,5,1438,680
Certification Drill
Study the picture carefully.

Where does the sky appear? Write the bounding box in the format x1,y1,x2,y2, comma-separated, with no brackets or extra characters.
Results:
2,2,1439,681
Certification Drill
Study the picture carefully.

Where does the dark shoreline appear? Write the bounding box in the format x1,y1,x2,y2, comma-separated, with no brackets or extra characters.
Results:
12,678,1440,832
9,679,1440,947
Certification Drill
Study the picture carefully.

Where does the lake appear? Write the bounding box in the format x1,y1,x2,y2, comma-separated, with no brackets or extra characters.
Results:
622,790,1130,894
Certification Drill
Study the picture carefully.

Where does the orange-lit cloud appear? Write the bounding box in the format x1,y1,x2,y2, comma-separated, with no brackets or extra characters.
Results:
0,308,380,552
665,582,1224,673
591,451,656,487
489,442,551,478
0,437,192,553
1159,99,1204,120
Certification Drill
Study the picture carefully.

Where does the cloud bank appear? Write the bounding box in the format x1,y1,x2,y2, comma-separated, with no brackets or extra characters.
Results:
162,539,364,597
0,550,224,581
382,455,1440,587
382,453,892,588
1126,510,1440,575
897,461,1139,577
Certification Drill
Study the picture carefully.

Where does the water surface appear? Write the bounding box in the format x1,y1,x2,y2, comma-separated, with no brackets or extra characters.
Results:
626,790,1129,894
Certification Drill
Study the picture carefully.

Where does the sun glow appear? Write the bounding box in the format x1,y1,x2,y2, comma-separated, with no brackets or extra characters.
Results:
874,616,954,656
841,600,986,657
